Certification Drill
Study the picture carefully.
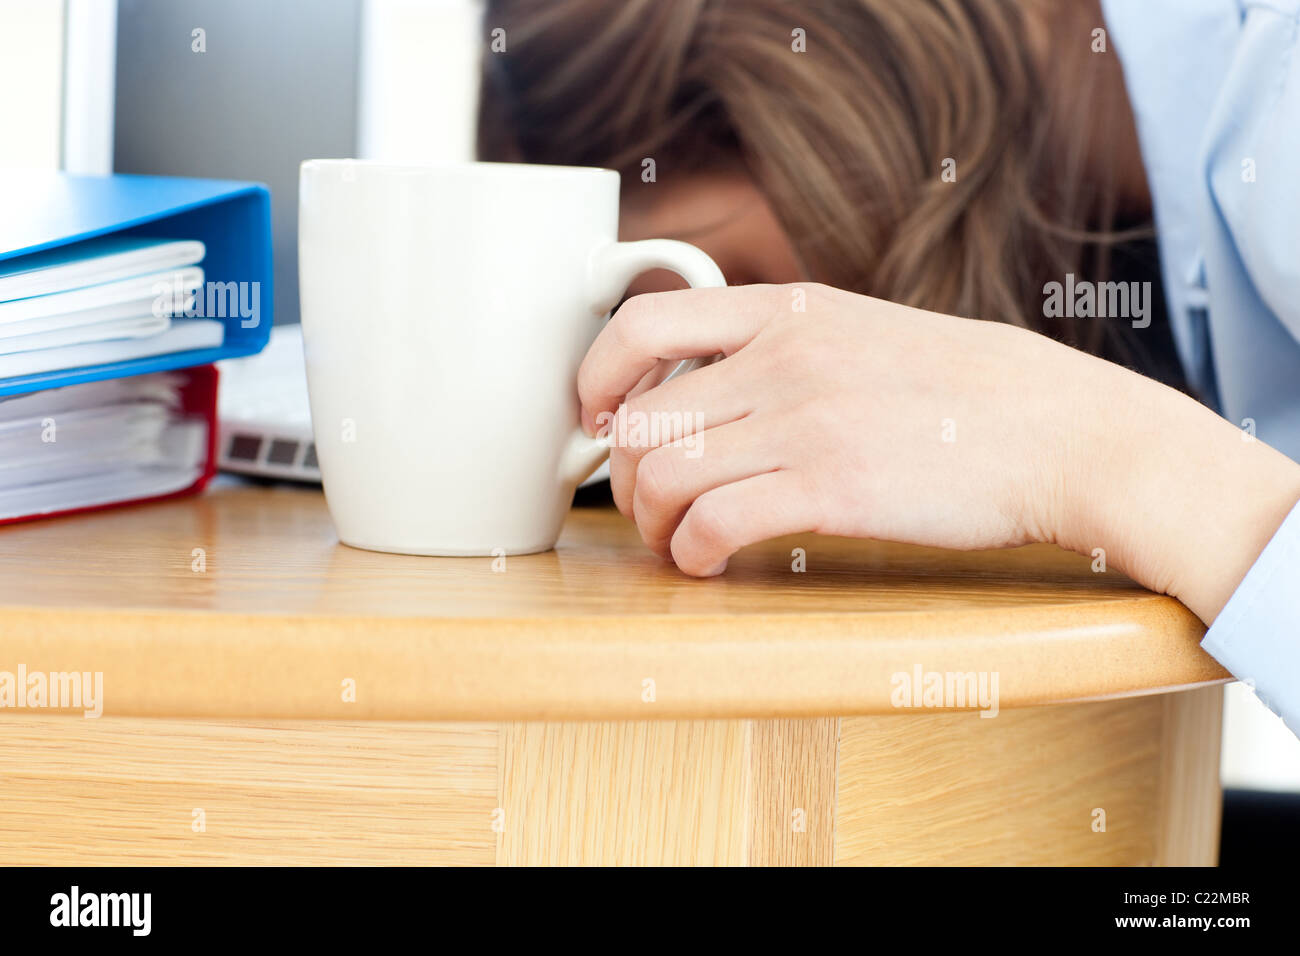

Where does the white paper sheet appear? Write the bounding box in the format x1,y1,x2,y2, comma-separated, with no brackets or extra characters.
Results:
0,267,203,325
0,237,206,301
0,372,208,519
0,318,224,378
0,314,171,356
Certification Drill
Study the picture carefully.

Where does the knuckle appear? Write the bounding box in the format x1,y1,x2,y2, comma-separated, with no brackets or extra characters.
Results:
800,281,841,307
799,397,844,436
611,293,660,354
767,330,820,381
756,283,788,311
633,449,678,513
681,492,735,552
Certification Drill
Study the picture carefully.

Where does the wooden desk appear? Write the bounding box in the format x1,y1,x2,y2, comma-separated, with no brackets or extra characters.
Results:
0,483,1227,865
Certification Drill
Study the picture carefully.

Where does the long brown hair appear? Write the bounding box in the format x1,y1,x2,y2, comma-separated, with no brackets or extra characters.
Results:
478,0,1155,365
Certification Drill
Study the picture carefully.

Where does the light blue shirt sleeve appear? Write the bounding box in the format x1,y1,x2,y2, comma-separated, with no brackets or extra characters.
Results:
1202,501,1300,735
1101,0,1300,734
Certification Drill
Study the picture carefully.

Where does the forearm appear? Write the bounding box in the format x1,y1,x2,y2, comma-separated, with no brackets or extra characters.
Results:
1054,355,1300,625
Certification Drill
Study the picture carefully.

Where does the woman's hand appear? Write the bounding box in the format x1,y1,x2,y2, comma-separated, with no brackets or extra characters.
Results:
578,283,1300,626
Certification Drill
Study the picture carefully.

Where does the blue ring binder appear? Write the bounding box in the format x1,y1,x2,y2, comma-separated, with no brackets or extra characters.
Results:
0,172,274,397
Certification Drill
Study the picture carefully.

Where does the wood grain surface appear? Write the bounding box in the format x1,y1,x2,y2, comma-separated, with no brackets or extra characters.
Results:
833,692,1218,865
2,689,1219,865
0,716,498,865
0,482,1226,720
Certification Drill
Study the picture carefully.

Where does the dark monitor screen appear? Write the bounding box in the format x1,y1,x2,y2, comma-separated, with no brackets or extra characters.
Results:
113,0,362,326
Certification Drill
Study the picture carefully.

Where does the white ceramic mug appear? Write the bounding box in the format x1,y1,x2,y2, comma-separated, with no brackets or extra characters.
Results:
298,160,725,556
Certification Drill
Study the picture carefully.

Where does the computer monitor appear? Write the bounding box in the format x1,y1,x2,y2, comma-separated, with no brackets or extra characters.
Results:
66,0,479,328
111,0,362,327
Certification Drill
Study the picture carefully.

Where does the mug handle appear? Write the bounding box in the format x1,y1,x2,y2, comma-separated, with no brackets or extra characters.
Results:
559,238,727,485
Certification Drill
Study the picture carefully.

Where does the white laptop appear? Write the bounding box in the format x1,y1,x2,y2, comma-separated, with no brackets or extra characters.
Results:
216,324,320,482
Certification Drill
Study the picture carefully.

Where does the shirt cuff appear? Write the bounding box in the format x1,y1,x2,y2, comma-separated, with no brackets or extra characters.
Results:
1201,498,1300,735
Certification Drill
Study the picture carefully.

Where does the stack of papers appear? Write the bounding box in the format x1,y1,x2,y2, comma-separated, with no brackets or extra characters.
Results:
0,373,208,520
0,236,225,379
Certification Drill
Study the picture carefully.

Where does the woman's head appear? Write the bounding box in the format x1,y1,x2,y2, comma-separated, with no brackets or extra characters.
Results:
478,0,1145,356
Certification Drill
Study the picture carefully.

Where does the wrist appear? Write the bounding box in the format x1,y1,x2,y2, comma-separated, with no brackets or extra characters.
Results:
1056,362,1300,625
